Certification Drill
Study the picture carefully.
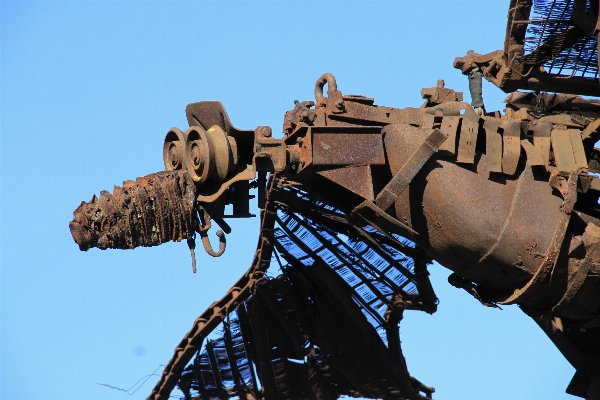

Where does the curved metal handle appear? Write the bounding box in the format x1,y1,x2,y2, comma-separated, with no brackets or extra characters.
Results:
314,73,338,104
200,229,226,257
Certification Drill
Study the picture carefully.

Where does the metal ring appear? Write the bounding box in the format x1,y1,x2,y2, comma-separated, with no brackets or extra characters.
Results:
185,127,211,183
314,72,337,104
163,127,187,171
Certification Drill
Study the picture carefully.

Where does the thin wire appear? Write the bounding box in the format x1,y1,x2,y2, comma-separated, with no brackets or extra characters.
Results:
97,364,165,395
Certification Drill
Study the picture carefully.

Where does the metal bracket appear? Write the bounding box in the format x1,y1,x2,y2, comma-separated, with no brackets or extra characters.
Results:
375,128,447,212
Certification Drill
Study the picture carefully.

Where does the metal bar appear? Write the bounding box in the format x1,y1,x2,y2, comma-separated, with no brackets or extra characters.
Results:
222,319,247,400
275,212,387,323
304,216,415,295
504,0,534,62
235,304,259,397
246,297,281,400
376,128,447,211
206,341,228,400
502,121,521,175
456,116,479,164
192,350,210,400
274,212,390,324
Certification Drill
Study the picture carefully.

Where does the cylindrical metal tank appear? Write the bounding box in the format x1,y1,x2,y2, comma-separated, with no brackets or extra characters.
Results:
384,123,567,300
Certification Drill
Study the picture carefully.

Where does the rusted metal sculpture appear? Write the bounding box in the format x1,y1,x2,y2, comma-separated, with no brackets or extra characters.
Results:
70,1,600,399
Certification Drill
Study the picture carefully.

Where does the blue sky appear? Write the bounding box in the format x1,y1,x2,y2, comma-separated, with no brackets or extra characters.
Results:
1,1,575,399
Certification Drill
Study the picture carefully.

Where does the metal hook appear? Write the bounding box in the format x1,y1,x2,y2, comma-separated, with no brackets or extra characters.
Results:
196,206,227,257
199,229,226,257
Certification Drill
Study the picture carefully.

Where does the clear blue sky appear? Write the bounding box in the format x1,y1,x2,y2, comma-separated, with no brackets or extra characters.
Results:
1,1,576,399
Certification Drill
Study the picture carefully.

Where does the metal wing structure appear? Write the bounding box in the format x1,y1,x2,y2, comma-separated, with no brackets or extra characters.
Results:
156,178,438,400
70,1,600,399
454,0,600,96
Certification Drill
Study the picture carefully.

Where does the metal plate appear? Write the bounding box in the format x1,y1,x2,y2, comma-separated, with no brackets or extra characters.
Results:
502,121,521,175
439,116,460,156
533,121,552,167
312,127,385,166
484,118,502,172
552,129,577,175
456,116,478,164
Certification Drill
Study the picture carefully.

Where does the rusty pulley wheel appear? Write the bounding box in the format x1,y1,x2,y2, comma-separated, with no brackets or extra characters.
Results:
184,125,238,184
163,127,187,171
185,126,211,183
206,125,238,182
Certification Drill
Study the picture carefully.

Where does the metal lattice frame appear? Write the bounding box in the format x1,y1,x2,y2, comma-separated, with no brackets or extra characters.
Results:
525,0,599,78
167,180,438,400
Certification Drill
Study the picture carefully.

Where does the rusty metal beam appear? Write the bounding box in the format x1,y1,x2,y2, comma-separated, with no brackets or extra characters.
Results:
504,0,533,65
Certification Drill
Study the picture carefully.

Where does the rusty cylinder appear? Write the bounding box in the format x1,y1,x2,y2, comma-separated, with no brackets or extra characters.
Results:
69,170,199,251
384,124,565,297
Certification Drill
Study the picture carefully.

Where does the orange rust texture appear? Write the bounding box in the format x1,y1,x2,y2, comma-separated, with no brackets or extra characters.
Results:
69,170,198,251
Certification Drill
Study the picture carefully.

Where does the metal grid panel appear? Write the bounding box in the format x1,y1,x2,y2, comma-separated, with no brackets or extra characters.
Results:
178,310,258,399
525,0,599,78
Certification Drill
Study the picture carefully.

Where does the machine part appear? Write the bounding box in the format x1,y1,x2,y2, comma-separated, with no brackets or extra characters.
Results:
483,117,503,172
553,128,579,176
448,273,501,308
146,176,281,400
456,112,478,164
69,170,198,251
200,229,225,257
318,165,375,201
163,127,187,171
206,125,238,182
386,124,565,294
285,125,385,175
453,1,600,97
196,164,256,204
254,125,286,172
438,115,459,156
520,139,544,167
421,79,463,106
187,235,197,274
197,209,226,257
502,121,521,175
72,64,600,399
568,354,600,399
185,126,211,183
185,125,238,184
167,178,438,400
375,128,447,212
533,121,552,167
186,101,256,166
314,72,344,115
467,68,484,111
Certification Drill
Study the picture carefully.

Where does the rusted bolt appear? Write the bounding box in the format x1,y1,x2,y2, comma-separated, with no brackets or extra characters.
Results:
299,110,310,121
335,99,344,110
167,143,180,168
190,143,203,168
257,126,272,138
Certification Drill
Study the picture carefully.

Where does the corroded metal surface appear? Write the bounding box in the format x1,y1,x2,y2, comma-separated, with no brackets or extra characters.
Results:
146,176,280,400
70,68,600,399
454,0,600,97
70,170,198,251
70,2,600,398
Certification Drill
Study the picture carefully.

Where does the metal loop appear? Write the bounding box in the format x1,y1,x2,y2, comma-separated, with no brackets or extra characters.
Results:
314,73,338,104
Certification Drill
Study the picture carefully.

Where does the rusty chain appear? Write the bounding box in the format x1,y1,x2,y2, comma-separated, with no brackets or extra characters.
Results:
146,175,282,400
